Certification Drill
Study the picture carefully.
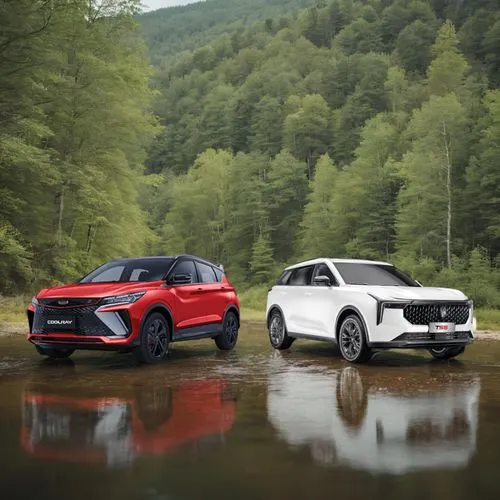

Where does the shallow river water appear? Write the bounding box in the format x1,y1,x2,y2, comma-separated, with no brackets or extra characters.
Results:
1,323,500,500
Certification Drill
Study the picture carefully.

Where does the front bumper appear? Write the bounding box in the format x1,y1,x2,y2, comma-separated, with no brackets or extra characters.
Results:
27,333,139,351
369,332,473,349
26,301,140,350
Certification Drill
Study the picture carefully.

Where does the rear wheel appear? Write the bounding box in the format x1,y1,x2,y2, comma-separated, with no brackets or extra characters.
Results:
338,315,373,363
268,309,294,350
134,313,169,364
35,345,74,359
429,346,465,360
215,311,239,350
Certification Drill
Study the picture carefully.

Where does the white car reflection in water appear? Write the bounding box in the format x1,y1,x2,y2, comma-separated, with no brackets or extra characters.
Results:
267,355,480,474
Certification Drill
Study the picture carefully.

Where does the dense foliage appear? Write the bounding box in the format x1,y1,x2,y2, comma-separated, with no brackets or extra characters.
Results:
1,0,500,310
144,0,500,307
0,0,158,293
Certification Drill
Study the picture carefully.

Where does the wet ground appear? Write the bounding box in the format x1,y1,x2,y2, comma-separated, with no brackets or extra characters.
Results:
1,323,500,500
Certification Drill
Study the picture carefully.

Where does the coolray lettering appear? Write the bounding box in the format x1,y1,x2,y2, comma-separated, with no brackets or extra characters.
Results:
47,320,73,325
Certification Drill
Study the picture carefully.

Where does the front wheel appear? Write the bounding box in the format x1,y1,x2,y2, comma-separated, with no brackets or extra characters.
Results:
268,309,294,350
429,346,465,360
215,311,239,350
338,315,373,363
35,345,74,359
134,312,170,364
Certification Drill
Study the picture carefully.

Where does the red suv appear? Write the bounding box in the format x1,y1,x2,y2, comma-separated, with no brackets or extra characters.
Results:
26,255,240,363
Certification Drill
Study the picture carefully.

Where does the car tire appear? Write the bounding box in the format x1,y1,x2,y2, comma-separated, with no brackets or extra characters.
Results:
35,345,74,359
134,312,169,364
429,346,465,360
215,311,239,350
338,314,373,363
268,309,294,350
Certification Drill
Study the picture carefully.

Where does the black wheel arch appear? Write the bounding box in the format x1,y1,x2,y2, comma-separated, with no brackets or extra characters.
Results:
266,304,287,330
335,305,370,343
140,303,174,341
223,304,240,327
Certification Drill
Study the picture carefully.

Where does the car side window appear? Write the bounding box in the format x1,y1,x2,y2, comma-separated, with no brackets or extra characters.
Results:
213,267,224,282
287,266,314,286
170,259,198,283
277,270,292,285
196,261,217,283
313,263,337,285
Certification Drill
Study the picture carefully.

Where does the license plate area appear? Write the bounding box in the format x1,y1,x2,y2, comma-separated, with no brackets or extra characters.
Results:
44,316,76,331
429,322,455,339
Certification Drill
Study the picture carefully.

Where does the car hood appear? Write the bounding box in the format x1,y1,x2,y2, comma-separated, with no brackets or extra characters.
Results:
346,285,469,302
37,281,163,299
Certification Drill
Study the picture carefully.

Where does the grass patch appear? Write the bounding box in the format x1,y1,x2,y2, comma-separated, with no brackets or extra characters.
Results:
0,295,30,324
475,308,500,331
237,285,268,312
240,308,265,322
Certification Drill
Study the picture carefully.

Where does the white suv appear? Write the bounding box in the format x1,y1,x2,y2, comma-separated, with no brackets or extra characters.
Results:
266,258,474,363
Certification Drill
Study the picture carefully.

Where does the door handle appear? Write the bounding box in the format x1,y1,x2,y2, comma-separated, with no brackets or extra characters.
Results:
220,286,226,290
305,292,313,296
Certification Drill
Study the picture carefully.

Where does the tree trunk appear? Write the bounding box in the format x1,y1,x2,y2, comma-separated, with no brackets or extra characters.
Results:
442,121,452,269
86,224,92,252
56,186,64,245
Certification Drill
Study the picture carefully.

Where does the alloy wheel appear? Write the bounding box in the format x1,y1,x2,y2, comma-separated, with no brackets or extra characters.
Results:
147,318,168,359
340,318,362,361
225,314,238,345
269,314,284,346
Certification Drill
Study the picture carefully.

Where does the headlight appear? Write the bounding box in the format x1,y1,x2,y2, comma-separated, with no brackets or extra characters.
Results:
31,296,39,306
100,292,145,306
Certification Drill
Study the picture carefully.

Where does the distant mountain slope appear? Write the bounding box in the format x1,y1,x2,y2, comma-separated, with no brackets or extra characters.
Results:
139,0,316,63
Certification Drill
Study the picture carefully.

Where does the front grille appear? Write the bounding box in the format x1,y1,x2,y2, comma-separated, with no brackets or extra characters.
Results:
39,298,99,307
395,331,472,342
32,305,116,337
403,303,470,325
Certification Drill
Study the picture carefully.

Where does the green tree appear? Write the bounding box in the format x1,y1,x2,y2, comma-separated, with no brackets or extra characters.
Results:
249,96,283,156
427,21,470,95
267,150,308,262
249,231,275,285
283,94,331,178
161,149,232,263
299,154,338,259
465,91,500,256
395,94,467,266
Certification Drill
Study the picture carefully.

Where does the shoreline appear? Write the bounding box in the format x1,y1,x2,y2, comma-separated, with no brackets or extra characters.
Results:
1,320,499,340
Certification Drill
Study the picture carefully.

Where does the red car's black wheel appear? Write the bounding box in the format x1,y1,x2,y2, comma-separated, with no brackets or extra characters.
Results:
134,312,169,364
215,311,239,350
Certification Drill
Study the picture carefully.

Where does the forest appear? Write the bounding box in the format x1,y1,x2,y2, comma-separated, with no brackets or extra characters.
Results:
1,0,500,320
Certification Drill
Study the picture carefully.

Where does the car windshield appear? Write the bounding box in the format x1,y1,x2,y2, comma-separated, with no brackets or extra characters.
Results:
334,262,419,287
79,258,175,283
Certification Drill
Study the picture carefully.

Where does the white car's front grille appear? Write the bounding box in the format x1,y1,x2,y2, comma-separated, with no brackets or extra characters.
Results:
403,304,470,325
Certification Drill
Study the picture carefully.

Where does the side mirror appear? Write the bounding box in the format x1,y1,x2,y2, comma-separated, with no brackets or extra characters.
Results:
169,273,192,285
313,275,331,287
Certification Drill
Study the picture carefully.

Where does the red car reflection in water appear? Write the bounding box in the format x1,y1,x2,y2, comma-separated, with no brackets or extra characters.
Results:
20,378,236,467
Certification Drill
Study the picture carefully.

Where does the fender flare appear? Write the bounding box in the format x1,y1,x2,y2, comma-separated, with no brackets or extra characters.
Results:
266,304,288,331
223,304,240,326
140,303,175,340
335,305,370,342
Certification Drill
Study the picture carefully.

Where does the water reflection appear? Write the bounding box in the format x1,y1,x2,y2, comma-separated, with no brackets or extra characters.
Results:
267,355,480,474
20,378,236,467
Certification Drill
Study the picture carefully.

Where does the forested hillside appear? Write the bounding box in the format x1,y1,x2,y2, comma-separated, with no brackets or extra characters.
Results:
144,0,500,307
1,0,500,313
140,0,316,64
